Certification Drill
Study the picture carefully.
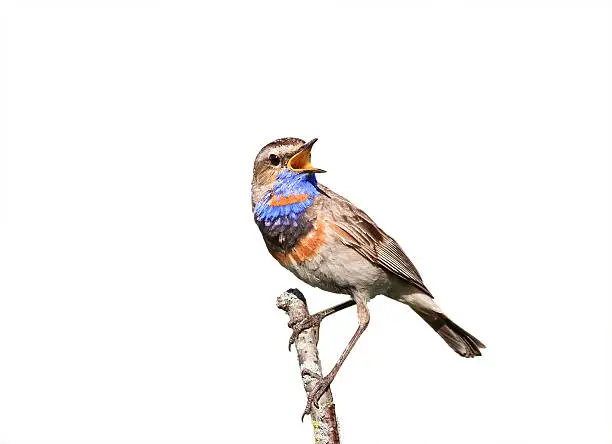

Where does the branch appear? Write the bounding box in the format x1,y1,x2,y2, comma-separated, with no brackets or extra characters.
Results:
276,289,340,444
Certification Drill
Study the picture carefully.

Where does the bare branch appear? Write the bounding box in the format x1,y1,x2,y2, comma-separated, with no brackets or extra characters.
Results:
277,289,340,444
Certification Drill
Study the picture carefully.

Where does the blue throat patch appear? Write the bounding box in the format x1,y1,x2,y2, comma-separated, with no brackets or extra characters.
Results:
254,169,320,227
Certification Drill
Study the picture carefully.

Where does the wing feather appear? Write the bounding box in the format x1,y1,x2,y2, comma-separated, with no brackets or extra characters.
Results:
320,185,431,296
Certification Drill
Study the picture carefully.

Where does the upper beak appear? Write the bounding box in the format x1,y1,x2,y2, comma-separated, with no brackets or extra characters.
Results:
288,138,326,174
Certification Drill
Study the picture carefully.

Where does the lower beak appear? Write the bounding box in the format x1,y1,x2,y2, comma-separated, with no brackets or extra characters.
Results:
288,138,326,174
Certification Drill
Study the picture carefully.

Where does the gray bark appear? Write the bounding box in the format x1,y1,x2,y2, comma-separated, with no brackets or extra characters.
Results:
276,289,340,444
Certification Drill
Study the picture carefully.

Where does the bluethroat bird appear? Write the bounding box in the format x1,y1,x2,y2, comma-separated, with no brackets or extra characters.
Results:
251,138,485,417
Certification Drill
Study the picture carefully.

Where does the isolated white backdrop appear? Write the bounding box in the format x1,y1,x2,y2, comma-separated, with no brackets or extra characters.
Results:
0,1,610,443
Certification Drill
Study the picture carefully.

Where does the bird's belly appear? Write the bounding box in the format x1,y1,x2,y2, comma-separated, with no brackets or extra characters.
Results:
271,226,390,297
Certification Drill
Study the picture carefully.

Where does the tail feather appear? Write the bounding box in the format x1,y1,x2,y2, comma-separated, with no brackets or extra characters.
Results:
433,315,485,358
396,292,486,358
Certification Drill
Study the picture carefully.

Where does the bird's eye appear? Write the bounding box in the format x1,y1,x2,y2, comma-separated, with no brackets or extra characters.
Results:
269,154,280,166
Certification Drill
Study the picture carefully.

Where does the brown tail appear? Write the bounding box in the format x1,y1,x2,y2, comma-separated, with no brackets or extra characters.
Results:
428,314,485,358
397,293,486,358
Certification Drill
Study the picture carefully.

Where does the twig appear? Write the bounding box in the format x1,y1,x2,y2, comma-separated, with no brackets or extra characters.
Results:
276,289,340,444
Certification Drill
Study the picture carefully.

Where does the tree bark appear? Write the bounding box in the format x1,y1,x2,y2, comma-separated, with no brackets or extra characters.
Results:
276,289,340,444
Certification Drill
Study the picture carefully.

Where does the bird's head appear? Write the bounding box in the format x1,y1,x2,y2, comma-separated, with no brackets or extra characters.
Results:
251,137,325,204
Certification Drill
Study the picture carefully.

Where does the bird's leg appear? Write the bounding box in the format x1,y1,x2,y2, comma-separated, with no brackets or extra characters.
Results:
301,298,370,419
288,299,356,351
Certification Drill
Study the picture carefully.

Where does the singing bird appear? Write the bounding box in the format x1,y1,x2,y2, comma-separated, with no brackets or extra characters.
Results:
251,137,485,416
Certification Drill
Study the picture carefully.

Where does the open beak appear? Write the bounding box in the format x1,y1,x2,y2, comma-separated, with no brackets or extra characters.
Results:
287,138,326,174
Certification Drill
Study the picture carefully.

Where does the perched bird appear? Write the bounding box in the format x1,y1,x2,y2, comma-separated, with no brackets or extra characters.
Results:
251,137,485,417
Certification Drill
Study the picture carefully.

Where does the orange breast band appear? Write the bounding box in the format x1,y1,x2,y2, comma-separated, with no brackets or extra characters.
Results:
273,223,326,265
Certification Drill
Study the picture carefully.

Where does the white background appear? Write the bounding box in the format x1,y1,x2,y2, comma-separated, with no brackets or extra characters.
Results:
1,1,610,443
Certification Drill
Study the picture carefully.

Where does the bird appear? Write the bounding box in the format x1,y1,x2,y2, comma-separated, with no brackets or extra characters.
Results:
251,137,485,417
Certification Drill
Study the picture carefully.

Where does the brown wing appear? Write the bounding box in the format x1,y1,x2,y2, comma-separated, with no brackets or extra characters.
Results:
319,184,432,296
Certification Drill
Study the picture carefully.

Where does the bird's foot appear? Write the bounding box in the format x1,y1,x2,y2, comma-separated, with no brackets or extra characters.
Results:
300,369,333,421
288,313,322,351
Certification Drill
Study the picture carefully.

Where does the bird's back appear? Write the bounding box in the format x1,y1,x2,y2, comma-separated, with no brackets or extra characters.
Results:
313,184,430,295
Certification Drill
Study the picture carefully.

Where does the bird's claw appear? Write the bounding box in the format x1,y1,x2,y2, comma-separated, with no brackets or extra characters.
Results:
288,314,322,351
300,371,333,421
